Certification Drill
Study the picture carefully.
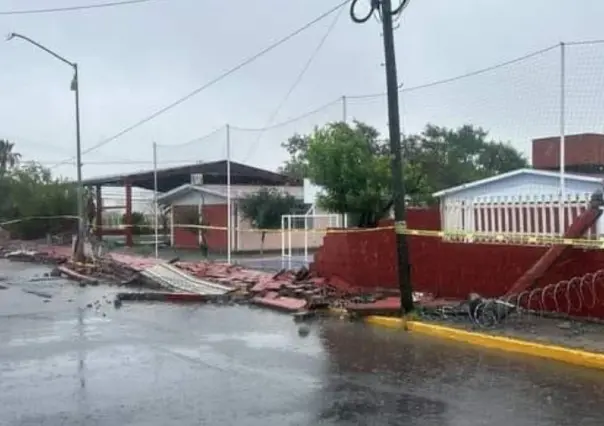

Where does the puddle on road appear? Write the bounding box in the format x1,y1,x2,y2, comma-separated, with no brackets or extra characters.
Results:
202,331,324,356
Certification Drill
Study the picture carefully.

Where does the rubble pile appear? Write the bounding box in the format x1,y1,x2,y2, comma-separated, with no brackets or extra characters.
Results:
1,239,430,314
171,260,405,313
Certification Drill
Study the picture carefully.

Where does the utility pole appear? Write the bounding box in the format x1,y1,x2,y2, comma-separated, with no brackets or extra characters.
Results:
350,0,414,314
8,33,85,261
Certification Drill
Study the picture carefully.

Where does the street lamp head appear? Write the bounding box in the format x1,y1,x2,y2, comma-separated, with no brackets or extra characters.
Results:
6,33,15,41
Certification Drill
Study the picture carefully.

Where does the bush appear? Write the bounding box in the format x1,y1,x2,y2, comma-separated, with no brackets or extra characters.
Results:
120,211,150,235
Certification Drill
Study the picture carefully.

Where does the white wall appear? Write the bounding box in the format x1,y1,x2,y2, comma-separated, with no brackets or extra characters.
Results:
203,184,303,200
170,184,304,207
303,178,325,204
442,173,601,202
440,173,604,236
170,190,226,206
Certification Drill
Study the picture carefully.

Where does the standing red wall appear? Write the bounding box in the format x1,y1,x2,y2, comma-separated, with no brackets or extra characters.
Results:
173,227,198,249
173,204,228,250
314,207,604,319
202,204,228,250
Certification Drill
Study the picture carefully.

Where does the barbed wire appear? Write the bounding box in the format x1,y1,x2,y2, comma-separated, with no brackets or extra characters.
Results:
469,271,604,328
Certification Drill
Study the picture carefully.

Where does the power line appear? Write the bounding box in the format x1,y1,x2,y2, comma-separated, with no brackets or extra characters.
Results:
34,160,182,166
566,39,604,46
348,43,560,99
167,41,567,134
43,37,598,172
229,98,341,132
0,0,162,15
49,0,352,170
242,5,345,163
11,137,135,163
155,126,226,148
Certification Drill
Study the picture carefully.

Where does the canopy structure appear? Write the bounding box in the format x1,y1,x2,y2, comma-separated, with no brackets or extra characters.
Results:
81,160,300,247
81,160,299,192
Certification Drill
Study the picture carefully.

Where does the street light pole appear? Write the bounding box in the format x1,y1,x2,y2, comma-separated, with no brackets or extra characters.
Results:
350,0,414,314
8,32,85,261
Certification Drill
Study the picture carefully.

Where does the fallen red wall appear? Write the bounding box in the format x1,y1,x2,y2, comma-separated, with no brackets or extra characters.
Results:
314,207,604,319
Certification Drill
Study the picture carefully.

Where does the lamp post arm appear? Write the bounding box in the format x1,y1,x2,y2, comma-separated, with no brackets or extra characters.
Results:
7,32,75,69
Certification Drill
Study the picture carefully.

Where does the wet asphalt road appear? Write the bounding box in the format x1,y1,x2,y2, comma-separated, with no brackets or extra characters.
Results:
1,260,604,426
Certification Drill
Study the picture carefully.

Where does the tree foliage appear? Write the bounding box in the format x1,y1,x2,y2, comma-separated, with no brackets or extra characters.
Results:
239,188,301,252
278,134,310,181
121,211,149,235
305,122,392,227
281,121,528,227
403,124,528,194
0,141,78,240
0,139,21,175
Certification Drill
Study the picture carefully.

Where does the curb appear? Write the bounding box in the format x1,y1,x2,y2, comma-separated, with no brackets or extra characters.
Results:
365,316,604,371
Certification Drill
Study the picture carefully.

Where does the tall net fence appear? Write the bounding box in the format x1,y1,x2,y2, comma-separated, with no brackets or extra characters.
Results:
228,99,344,168
155,127,229,170
35,40,604,265
565,41,604,136
348,45,561,157
168,41,604,177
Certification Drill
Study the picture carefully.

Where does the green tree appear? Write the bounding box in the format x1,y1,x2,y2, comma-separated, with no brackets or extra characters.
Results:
0,162,78,239
0,139,21,175
302,121,429,227
121,211,149,235
305,122,391,227
403,124,528,197
239,188,301,254
278,134,310,180
280,121,526,226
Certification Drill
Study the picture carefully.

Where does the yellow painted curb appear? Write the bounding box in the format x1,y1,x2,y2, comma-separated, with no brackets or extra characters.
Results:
365,316,604,371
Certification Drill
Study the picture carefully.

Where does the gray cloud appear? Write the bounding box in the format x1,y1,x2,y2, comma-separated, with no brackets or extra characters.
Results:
1,0,604,181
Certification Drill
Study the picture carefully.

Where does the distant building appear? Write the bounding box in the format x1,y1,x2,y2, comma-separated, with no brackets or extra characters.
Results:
157,165,335,252
433,133,604,240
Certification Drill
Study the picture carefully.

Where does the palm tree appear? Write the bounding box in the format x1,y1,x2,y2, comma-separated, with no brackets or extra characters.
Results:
0,139,21,175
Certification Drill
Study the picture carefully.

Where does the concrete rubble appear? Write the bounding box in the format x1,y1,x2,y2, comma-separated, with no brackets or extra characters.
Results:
0,240,430,314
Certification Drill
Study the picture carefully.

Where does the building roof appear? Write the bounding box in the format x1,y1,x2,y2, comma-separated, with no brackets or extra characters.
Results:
432,168,604,198
80,160,300,192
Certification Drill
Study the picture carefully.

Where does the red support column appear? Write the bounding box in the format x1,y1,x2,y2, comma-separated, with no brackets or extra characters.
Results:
125,179,133,247
95,185,103,239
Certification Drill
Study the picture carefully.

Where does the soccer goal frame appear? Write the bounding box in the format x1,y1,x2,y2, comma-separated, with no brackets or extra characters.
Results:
281,213,343,269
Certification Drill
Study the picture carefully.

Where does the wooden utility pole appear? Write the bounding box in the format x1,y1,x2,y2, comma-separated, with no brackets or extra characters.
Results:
350,0,414,314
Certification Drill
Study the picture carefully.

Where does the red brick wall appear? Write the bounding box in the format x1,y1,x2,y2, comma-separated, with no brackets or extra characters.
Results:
202,204,228,250
314,207,604,319
172,204,228,250
173,227,198,249
533,133,604,169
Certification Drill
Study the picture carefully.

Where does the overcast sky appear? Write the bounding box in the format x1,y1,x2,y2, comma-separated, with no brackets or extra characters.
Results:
2,0,604,186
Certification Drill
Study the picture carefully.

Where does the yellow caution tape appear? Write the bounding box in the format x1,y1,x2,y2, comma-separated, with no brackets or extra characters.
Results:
4,215,604,249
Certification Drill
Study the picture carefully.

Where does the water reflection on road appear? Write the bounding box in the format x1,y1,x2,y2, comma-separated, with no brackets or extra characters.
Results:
1,260,603,426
